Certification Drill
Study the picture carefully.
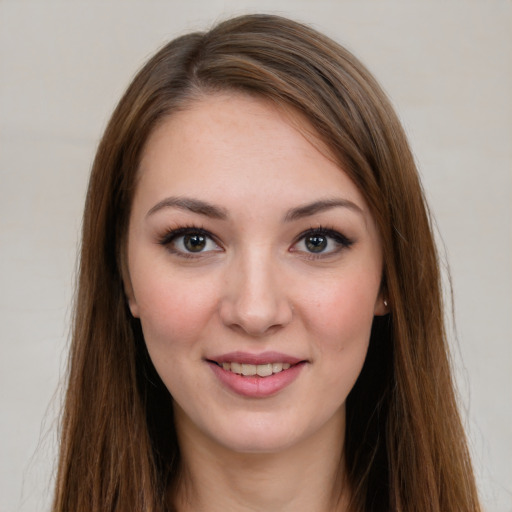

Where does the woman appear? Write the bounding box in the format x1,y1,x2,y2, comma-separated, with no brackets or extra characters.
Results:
53,14,481,512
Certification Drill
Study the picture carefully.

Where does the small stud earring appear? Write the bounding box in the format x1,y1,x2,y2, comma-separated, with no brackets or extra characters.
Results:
383,299,388,307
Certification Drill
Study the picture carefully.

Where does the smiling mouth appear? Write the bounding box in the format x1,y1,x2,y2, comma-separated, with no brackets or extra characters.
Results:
210,361,294,377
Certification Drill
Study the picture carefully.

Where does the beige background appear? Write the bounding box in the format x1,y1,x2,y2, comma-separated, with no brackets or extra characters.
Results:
1,1,510,511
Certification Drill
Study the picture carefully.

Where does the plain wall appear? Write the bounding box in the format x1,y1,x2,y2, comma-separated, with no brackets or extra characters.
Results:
1,1,510,511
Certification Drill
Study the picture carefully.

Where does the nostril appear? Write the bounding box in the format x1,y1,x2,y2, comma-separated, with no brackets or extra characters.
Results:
218,263,293,332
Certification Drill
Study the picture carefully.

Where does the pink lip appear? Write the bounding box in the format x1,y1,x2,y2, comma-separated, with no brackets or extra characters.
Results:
209,351,303,366
207,352,307,398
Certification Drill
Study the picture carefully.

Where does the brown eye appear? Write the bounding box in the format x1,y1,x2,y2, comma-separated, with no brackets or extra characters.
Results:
305,235,328,253
183,234,207,252
160,227,222,257
292,228,354,257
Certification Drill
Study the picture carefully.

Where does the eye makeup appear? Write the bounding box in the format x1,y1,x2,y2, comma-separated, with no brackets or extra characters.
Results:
158,225,222,259
157,223,354,262
290,226,355,260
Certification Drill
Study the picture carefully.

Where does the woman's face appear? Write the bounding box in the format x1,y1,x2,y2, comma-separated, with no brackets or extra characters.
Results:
125,94,386,454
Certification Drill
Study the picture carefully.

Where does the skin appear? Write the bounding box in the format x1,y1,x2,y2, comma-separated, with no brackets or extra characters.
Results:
124,93,386,511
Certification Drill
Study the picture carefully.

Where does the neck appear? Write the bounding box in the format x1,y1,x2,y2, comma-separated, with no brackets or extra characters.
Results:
172,407,350,512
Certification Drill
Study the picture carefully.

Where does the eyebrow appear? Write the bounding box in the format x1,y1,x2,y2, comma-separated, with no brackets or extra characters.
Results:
146,197,228,219
284,198,364,221
146,196,363,222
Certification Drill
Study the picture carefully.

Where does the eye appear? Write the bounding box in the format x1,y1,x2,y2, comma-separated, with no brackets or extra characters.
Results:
160,227,221,256
303,234,329,253
292,228,353,256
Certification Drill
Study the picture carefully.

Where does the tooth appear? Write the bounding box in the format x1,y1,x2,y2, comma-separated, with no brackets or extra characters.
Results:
256,364,273,377
231,362,242,374
241,364,257,376
224,361,293,376
272,362,283,373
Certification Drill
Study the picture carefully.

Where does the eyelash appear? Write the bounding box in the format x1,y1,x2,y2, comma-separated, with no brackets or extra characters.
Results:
291,226,354,259
158,225,354,259
158,225,222,259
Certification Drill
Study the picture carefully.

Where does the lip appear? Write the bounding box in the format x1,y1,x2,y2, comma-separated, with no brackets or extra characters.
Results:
209,351,304,366
207,352,307,398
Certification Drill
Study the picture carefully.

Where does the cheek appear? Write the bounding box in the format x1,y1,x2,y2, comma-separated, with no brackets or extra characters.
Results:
305,274,378,350
133,269,220,349
134,273,220,398
305,277,376,404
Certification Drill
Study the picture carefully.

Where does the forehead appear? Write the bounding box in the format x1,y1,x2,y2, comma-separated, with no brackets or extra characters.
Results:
141,92,330,169
135,93,368,216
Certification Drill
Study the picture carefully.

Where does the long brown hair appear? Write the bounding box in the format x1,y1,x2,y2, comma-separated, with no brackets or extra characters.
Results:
53,14,481,512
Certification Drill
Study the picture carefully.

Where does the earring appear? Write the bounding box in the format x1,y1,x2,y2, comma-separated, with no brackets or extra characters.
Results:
383,299,389,307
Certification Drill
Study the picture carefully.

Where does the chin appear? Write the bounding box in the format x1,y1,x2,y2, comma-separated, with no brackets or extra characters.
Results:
201,409,330,456
216,428,301,455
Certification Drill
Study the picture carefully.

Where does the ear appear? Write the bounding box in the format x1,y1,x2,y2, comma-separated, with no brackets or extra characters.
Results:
373,292,390,316
119,252,140,318
123,276,140,318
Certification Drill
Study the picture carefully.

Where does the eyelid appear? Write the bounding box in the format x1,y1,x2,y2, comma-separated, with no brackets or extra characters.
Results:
157,225,352,259
158,226,223,257
159,226,210,244
290,227,354,256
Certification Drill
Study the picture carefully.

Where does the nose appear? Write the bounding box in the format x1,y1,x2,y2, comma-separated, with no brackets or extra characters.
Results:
219,249,293,337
